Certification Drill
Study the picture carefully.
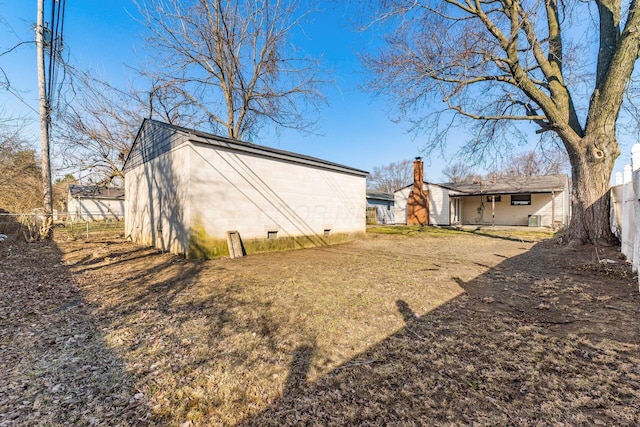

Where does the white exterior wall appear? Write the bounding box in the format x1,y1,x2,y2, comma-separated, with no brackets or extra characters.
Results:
188,143,365,241
459,193,564,226
393,184,451,226
428,184,450,225
394,187,411,225
125,142,192,254
67,197,124,222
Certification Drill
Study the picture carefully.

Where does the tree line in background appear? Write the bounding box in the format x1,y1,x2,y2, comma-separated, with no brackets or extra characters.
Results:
0,116,77,213
0,121,43,213
368,148,569,193
0,122,74,213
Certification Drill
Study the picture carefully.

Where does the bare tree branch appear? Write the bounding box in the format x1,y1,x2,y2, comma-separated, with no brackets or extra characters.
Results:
136,0,328,141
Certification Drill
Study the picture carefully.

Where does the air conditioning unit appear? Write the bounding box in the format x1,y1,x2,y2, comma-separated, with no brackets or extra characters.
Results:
528,215,542,227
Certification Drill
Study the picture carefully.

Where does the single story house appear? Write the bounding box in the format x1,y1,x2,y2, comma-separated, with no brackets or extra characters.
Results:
366,191,395,224
395,158,569,227
67,185,125,222
123,119,368,258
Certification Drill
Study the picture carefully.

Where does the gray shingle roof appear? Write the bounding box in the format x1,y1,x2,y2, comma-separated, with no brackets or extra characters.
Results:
366,191,395,202
439,174,568,195
68,185,124,200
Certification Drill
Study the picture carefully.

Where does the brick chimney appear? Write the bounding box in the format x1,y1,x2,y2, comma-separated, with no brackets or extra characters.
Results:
413,157,424,193
407,157,429,225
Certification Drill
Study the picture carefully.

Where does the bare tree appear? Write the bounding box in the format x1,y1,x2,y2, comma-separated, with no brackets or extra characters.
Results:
55,69,202,184
368,159,413,193
442,162,481,183
136,0,327,140
365,0,640,245
501,148,569,177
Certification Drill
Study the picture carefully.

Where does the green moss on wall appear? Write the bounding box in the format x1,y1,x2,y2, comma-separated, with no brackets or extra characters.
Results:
243,232,363,255
186,221,364,259
187,222,230,259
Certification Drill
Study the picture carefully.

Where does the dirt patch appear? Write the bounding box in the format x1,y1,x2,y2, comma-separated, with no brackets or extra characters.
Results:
1,228,639,426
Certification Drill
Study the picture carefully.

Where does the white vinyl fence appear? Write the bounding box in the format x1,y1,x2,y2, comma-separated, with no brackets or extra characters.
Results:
611,143,640,290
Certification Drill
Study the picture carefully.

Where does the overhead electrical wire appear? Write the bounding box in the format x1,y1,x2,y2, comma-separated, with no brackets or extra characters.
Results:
45,0,66,118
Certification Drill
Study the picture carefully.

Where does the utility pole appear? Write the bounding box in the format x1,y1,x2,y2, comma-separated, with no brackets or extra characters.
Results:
37,0,54,239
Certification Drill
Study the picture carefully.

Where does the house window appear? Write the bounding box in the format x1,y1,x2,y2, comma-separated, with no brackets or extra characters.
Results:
486,195,501,202
324,229,331,237
267,231,278,239
511,194,531,206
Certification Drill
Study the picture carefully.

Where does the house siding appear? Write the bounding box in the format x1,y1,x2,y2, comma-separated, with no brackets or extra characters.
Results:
458,193,563,226
366,198,395,225
428,184,450,226
68,198,124,222
394,184,451,226
394,187,410,225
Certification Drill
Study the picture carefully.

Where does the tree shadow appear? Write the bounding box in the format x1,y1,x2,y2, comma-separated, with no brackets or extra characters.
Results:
457,226,544,243
238,241,640,426
0,239,156,425
58,238,322,424
282,344,315,395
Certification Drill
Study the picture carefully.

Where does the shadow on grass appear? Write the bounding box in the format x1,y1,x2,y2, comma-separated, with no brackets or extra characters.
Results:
0,239,155,425
238,241,640,426
62,240,324,424
33,233,640,426
456,226,556,243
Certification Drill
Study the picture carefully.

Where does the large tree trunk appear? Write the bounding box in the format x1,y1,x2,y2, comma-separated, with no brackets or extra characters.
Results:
564,137,618,246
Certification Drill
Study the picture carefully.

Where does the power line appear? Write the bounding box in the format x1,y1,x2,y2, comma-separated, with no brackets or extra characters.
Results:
46,0,66,114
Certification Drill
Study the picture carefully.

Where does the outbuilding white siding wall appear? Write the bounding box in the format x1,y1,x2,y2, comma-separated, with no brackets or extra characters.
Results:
125,140,192,255
188,142,365,241
124,120,366,257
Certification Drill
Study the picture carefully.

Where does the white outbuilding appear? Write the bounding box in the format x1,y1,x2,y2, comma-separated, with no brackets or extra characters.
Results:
67,185,125,222
123,119,368,258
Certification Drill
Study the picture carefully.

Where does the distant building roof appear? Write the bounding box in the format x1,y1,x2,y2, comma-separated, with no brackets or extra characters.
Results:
440,174,568,195
68,185,124,200
366,191,395,202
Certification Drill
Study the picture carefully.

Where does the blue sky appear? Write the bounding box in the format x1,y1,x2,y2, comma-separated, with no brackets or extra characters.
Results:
0,1,633,183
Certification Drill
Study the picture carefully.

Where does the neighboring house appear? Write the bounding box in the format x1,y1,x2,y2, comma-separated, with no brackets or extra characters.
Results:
123,119,368,258
394,158,457,226
395,158,569,227
366,191,395,224
67,185,125,222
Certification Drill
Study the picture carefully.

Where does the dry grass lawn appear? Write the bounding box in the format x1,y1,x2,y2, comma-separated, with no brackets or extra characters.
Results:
1,226,639,426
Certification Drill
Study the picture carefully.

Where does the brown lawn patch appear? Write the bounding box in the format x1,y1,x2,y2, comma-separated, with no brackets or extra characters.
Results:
1,227,638,426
